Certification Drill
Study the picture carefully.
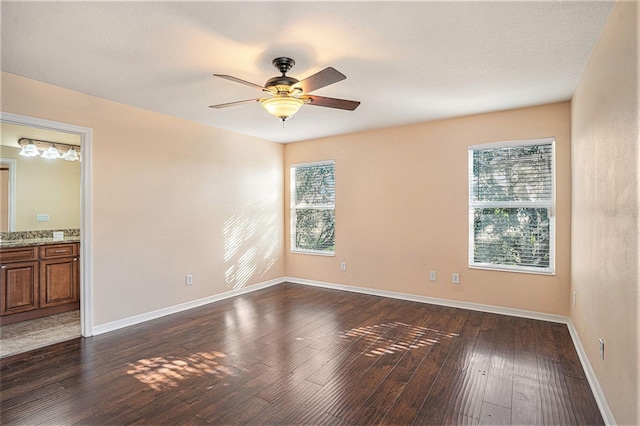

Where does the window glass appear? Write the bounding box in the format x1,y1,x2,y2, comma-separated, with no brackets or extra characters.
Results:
469,140,554,273
290,161,335,255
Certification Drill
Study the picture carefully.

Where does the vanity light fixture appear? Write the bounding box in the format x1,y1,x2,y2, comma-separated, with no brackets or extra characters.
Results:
17,138,81,161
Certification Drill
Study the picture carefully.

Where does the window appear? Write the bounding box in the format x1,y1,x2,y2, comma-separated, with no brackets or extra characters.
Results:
469,138,555,274
290,161,335,255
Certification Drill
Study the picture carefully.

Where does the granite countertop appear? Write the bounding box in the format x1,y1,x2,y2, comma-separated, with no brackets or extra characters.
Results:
0,229,81,249
0,236,81,249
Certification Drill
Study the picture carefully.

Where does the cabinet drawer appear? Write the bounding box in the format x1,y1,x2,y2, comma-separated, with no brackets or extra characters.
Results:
40,244,78,259
0,246,38,263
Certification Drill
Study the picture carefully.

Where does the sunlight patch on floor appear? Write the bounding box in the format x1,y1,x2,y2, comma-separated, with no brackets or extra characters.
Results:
340,321,458,358
126,351,233,391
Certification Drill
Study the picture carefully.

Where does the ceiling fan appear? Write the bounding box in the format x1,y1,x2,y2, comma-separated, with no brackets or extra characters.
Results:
209,57,360,122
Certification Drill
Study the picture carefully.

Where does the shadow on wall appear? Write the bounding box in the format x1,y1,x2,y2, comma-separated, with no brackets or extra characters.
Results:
223,194,280,291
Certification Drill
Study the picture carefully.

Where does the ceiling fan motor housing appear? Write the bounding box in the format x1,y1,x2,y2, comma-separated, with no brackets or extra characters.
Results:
265,75,299,91
265,57,300,93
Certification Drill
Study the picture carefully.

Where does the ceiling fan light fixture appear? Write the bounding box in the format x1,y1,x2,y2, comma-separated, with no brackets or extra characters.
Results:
210,56,359,122
261,97,305,121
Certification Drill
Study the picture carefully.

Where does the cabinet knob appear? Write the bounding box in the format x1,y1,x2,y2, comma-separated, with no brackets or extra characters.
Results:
73,258,78,261
1,265,5,269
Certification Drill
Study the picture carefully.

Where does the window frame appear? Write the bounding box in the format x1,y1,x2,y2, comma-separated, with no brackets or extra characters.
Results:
290,160,336,256
468,138,556,275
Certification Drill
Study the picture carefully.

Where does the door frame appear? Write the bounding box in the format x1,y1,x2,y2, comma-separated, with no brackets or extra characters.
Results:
0,111,93,336
0,158,17,231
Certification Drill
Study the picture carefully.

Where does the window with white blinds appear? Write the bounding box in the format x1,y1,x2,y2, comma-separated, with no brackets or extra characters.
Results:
469,138,555,273
290,161,335,255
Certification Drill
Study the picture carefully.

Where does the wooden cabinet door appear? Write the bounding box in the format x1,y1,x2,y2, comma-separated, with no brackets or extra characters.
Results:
39,257,79,308
0,261,39,315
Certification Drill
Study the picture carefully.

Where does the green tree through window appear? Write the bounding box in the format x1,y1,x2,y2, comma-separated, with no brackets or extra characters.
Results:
290,161,335,254
469,140,554,273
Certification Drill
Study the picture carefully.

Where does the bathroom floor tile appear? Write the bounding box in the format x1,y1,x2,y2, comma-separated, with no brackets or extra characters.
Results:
0,311,81,358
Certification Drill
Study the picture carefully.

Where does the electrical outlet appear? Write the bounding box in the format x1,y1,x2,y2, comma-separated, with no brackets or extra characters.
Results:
452,273,460,284
186,274,193,286
573,291,577,306
599,338,605,360
36,214,49,222
340,262,347,271
429,271,437,282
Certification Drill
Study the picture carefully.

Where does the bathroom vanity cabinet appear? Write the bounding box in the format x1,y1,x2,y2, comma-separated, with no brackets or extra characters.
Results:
0,242,79,325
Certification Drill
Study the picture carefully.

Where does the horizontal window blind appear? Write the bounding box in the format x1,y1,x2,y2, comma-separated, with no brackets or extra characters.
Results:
290,161,335,254
469,140,554,273
294,163,335,207
471,144,553,204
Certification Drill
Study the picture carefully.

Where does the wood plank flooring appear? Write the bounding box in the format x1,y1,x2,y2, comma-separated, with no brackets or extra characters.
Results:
0,283,603,425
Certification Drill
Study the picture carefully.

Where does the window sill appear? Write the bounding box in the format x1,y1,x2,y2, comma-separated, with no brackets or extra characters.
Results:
290,249,335,257
469,264,555,276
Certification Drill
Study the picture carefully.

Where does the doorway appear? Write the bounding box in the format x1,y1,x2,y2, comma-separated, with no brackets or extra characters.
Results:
0,112,92,354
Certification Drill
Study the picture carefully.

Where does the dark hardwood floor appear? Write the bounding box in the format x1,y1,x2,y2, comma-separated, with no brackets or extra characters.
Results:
0,283,603,425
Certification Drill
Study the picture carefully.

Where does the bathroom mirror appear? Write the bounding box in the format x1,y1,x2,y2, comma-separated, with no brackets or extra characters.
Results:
0,122,81,232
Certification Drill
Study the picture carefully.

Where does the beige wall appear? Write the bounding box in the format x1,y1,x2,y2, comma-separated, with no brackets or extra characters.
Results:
285,102,571,316
571,1,639,424
1,72,285,327
0,145,81,231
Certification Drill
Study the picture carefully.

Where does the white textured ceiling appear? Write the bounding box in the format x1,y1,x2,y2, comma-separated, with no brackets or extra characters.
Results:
1,1,614,143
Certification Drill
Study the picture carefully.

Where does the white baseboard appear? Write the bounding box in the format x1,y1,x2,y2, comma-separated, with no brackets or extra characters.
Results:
91,278,282,336
283,276,568,323
91,275,613,424
566,319,616,425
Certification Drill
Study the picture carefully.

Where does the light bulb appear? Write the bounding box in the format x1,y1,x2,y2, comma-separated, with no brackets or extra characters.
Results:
19,141,40,157
41,144,61,159
62,147,79,161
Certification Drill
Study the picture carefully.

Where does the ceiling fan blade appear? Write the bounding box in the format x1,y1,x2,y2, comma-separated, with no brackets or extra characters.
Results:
213,74,265,90
305,95,360,111
296,67,346,93
209,99,259,109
